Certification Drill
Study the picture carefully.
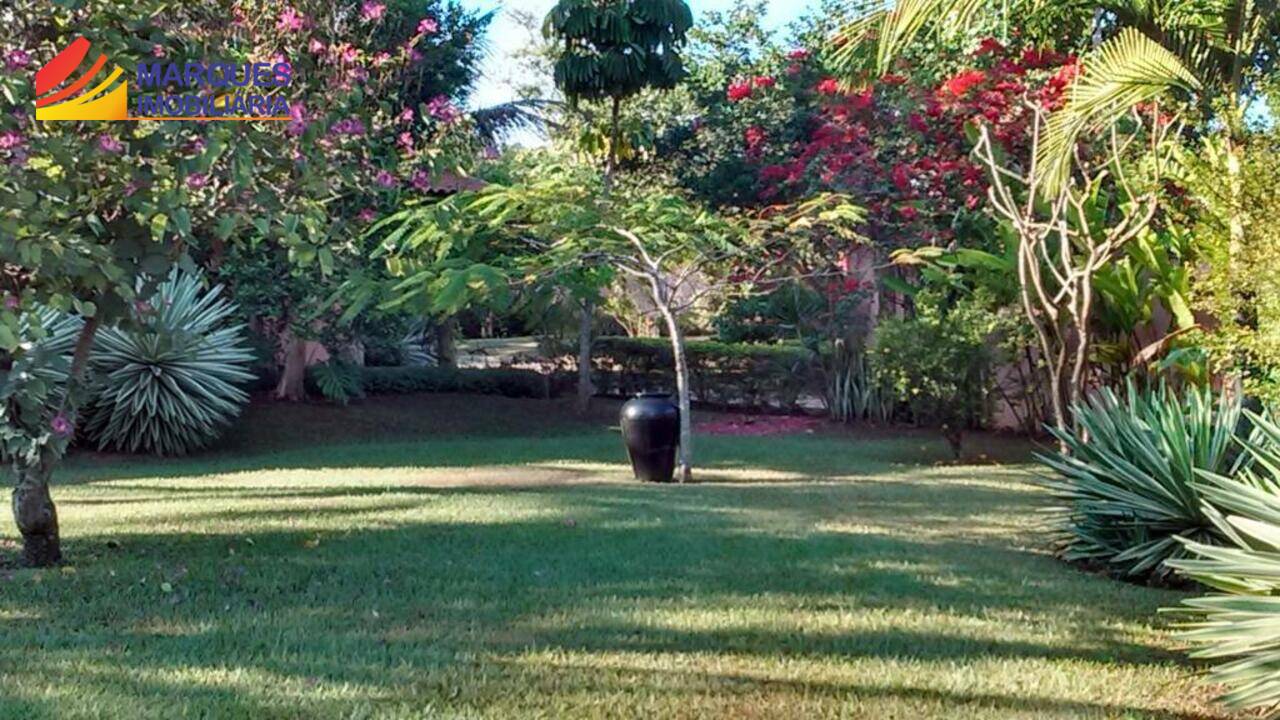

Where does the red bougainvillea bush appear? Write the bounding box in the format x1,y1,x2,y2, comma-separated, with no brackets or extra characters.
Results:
751,38,1078,249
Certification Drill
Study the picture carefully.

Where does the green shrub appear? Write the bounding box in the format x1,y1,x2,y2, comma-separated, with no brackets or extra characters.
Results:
871,292,994,456
83,271,255,456
1040,382,1243,580
591,336,816,411
360,366,550,398
308,360,365,405
1167,411,1280,712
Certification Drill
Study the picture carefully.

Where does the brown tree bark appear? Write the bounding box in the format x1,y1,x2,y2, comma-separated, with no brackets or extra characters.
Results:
576,299,594,414
274,333,308,401
434,318,457,368
11,315,99,567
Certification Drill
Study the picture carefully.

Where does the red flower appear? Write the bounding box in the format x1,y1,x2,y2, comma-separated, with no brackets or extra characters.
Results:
942,70,986,98
753,75,776,88
891,163,911,192
744,125,766,149
898,205,919,221
881,73,907,85
907,113,929,133
816,77,840,95
787,48,810,61
975,37,1005,56
726,80,753,102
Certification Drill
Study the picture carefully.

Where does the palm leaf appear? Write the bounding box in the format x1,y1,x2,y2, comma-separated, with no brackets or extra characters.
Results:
1038,27,1201,191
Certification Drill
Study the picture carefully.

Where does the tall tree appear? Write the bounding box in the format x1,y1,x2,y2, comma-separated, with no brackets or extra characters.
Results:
543,0,694,411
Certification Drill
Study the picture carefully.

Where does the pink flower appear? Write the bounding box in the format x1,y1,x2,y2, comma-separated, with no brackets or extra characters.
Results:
374,169,397,188
371,51,391,67
186,173,208,190
726,80,753,102
360,1,386,22
398,107,414,124
409,47,425,63
753,76,775,89
287,104,307,135
337,44,359,64
410,168,432,191
5,50,30,71
97,134,124,153
787,48,810,61
50,414,72,438
417,17,439,35
0,131,23,150
152,45,167,58
426,95,459,123
277,6,308,32
357,208,377,223
4,294,19,311
309,39,326,54
397,131,414,152
786,63,803,76
330,117,366,136
816,77,840,95
744,126,766,149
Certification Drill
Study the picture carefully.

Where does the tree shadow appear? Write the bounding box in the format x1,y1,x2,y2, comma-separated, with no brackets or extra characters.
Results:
0,478,1206,718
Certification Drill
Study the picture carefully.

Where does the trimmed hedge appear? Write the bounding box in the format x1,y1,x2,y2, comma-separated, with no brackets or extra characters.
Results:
591,336,818,411
359,366,552,399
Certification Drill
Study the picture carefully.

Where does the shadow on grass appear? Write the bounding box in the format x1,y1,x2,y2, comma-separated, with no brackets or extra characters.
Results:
1,480,1199,719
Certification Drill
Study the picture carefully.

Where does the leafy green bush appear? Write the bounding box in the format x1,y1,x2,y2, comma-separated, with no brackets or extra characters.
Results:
307,360,365,405
871,292,995,456
361,366,550,398
1040,382,1243,580
1167,411,1280,712
591,336,817,411
83,271,255,456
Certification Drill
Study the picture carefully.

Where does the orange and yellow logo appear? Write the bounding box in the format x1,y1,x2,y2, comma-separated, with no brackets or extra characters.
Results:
35,37,128,121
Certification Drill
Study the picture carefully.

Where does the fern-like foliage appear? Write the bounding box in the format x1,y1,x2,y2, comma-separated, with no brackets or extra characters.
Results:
83,270,254,456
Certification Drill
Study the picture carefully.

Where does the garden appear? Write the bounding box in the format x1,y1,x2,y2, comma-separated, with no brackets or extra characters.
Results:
2,0,1279,717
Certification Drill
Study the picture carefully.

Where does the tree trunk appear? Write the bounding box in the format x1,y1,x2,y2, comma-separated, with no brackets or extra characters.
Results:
603,95,622,196
576,299,594,414
275,333,308,401
10,316,99,567
12,462,59,567
656,303,692,483
435,319,457,369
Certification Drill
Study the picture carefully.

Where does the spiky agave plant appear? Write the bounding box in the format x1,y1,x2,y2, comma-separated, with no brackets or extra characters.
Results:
1167,412,1280,713
1038,381,1244,580
83,270,254,456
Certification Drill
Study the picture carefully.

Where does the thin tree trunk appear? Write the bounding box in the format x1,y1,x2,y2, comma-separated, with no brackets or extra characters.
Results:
603,95,621,195
274,332,308,401
656,302,692,483
12,316,99,567
435,318,457,368
576,299,594,413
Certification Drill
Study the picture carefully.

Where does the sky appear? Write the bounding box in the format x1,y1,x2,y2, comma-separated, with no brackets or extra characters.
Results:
458,0,822,110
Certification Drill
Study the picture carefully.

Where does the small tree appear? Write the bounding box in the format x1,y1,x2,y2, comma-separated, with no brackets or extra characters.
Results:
543,0,694,411
972,103,1172,438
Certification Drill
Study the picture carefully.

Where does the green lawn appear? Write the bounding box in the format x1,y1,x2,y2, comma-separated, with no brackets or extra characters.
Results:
0,395,1222,719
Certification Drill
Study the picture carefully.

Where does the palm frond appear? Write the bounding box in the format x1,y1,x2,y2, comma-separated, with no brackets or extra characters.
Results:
1038,27,1200,192
469,99,563,146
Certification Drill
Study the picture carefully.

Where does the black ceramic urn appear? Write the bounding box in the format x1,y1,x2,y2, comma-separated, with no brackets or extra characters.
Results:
620,393,679,483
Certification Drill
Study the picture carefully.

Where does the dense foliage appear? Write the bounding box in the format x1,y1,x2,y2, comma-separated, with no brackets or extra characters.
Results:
83,272,254,456
1040,383,1244,580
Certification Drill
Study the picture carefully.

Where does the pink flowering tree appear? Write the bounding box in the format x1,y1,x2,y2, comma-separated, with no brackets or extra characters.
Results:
0,0,484,566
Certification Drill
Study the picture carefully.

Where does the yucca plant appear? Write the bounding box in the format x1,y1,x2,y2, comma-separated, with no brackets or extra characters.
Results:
1167,411,1280,714
1039,381,1244,580
82,270,254,456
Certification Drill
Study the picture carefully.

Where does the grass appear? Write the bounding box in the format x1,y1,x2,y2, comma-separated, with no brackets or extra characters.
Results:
0,395,1222,719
